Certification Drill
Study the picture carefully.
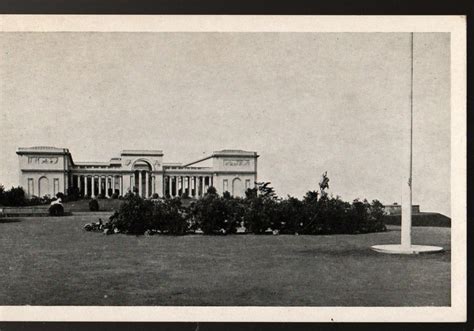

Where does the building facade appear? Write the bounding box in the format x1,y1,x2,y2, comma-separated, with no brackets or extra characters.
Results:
17,147,258,199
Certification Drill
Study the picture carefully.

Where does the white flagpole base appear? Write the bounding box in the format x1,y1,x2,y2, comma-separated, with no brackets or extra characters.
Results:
370,244,443,255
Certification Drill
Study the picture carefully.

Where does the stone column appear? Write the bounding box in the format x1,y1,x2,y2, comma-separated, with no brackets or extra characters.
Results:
145,172,149,198
104,177,107,197
152,176,156,195
173,176,177,197
176,176,180,196
177,176,180,196
197,176,201,197
91,176,95,198
119,176,123,196
177,176,180,197
204,176,209,193
188,176,192,197
84,177,88,196
138,171,143,197
112,176,116,196
78,175,81,192
98,177,102,195
168,176,172,197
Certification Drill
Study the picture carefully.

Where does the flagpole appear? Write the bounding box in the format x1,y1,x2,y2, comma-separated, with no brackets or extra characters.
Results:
371,32,443,254
401,32,414,248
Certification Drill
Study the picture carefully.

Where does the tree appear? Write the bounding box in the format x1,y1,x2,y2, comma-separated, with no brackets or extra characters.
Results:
190,193,241,234
151,197,189,235
66,186,80,201
108,194,154,234
2,186,26,206
206,186,217,196
255,181,277,199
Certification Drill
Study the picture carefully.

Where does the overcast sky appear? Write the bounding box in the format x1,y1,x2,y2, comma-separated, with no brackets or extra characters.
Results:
0,32,450,216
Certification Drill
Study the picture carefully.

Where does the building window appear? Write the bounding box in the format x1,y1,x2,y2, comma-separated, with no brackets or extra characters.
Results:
223,179,228,192
245,179,251,189
27,178,34,196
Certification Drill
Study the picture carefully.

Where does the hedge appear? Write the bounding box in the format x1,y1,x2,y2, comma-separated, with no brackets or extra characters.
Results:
89,183,386,236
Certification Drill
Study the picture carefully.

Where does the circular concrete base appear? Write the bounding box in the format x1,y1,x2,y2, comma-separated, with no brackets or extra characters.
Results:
371,244,444,254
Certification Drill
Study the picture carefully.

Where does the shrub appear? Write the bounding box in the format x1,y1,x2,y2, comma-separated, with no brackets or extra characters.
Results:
42,195,53,204
150,198,189,235
191,193,242,235
270,196,305,234
28,195,43,206
364,199,387,233
0,185,4,203
1,186,26,206
151,193,159,199
308,195,351,234
245,187,258,199
56,192,65,201
242,196,274,234
26,195,52,206
49,203,64,216
81,175,387,237
242,183,279,234
108,194,154,234
206,186,217,196
66,186,80,201
89,199,100,211
111,192,119,199
97,193,106,199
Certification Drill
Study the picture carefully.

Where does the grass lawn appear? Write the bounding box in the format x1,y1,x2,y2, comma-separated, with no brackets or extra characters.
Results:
0,215,450,306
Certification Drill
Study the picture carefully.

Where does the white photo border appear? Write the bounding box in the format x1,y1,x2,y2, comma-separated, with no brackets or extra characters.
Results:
0,15,466,323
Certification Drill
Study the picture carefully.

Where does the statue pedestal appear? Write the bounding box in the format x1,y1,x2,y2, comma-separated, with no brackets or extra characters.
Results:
371,244,443,255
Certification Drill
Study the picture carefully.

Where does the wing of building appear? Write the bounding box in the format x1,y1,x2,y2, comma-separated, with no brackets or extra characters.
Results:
16,147,258,199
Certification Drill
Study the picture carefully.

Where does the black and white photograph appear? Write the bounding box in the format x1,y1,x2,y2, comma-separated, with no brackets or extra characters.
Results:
0,15,466,322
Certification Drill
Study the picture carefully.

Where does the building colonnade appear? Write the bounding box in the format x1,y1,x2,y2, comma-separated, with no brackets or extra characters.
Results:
74,174,124,198
165,175,212,198
72,174,214,198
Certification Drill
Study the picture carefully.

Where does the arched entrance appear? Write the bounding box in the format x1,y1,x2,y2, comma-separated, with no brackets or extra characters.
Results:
38,176,49,197
132,160,152,197
232,177,243,197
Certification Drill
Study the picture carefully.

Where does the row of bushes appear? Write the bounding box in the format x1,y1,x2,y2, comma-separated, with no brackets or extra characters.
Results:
0,184,149,207
102,185,386,236
0,185,73,206
0,186,30,206
108,194,188,235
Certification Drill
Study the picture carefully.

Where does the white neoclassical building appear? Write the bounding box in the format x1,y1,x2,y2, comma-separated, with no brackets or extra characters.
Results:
16,147,258,199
